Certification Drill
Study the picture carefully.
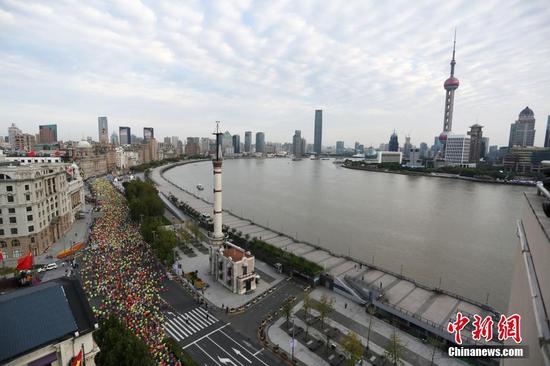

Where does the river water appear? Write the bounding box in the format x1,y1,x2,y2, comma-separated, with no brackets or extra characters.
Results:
164,158,529,311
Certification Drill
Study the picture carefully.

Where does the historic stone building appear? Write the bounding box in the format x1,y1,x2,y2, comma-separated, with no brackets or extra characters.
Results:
0,161,84,262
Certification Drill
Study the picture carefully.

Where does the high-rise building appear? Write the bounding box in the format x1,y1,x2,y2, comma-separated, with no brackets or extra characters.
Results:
336,141,345,155
439,31,459,154
292,130,303,157
232,135,241,154
480,137,489,158
314,109,322,155
389,131,399,152
444,134,470,164
14,134,36,151
39,124,58,144
185,137,200,156
119,127,131,145
163,137,172,145
403,136,412,158
143,127,154,141
419,142,429,159
544,115,550,148
508,106,536,147
467,124,483,164
301,138,307,156
200,138,211,155
110,131,119,145
131,135,139,145
244,131,252,153
8,123,22,147
255,132,265,153
171,136,179,147
98,117,109,144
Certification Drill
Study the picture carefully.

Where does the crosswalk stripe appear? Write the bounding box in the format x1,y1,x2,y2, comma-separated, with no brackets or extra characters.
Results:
164,323,185,341
196,307,218,322
163,325,181,342
178,315,202,332
163,307,220,342
189,309,212,328
170,317,192,337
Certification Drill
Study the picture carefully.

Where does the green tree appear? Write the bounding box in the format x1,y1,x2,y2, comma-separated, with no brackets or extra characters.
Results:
282,300,293,328
94,315,154,366
316,293,335,330
384,329,405,366
342,331,363,366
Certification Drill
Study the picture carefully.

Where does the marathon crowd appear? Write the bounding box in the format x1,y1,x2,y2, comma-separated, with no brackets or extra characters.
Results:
81,179,179,365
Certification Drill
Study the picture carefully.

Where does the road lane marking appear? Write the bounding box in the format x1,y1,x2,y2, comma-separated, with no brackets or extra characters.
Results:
218,330,270,366
194,343,222,366
183,323,230,349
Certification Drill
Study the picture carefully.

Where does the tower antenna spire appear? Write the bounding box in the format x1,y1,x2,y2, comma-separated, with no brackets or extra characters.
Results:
450,27,457,76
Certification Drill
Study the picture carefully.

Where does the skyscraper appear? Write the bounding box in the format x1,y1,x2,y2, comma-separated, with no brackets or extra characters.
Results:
336,141,345,155
8,123,21,147
467,124,483,164
480,137,489,158
98,117,109,143
143,127,154,141
403,136,412,158
119,127,131,145
389,131,399,152
508,107,536,147
244,131,252,153
439,31,459,154
39,124,57,144
232,134,241,154
292,130,303,157
444,135,470,164
544,116,550,148
110,131,119,145
255,132,265,153
314,109,322,155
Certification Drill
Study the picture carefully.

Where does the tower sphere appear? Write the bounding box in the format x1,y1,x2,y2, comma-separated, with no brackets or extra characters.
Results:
439,131,448,143
444,76,459,90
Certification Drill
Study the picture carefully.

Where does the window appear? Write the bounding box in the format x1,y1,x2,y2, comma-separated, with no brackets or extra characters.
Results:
0,218,2,225
25,194,30,201
13,249,21,258
27,215,33,221
12,239,20,246
7,195,14,203
28,226,34,232
6,185,13,192
8,208,15,214
9,217,16,224
25,184,29,190
10,228,17,235
0,230,4,236
26,206,32,212
30,236,35,243
0,241,6,248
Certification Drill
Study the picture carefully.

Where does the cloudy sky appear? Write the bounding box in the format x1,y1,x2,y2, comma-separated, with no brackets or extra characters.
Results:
1,0,549,147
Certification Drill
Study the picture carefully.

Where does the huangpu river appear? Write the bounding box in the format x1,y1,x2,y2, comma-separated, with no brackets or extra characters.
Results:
164,158,529,311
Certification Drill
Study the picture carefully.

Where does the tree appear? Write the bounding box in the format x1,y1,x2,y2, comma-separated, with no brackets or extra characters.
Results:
342,331,363,366
384,328,405,366
316,293,335,330
428,336,444,365
303,293,312,340
282,301,293,329
94,315,154,366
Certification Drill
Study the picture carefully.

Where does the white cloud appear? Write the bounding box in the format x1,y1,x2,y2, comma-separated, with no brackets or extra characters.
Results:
0,0,549,146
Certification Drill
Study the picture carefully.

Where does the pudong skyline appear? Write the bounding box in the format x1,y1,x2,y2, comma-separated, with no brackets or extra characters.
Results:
1,1,549,146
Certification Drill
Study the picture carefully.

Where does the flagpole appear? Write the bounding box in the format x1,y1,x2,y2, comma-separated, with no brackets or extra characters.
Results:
82,343,85,366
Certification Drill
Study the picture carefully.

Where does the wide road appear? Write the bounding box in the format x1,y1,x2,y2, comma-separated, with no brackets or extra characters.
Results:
161,279,286,366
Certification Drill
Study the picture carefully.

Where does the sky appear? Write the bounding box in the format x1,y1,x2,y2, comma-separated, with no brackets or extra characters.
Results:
1,0,549,147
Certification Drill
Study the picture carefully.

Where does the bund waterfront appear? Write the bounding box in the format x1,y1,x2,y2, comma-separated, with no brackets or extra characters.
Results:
165,158,528,311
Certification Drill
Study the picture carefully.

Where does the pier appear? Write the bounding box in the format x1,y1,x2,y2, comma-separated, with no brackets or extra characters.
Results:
150,161,501,346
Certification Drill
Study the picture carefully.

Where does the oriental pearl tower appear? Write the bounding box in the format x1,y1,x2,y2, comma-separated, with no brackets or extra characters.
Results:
439,30,459,156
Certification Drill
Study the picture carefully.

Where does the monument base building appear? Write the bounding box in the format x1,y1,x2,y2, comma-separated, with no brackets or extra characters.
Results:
210,242,257,294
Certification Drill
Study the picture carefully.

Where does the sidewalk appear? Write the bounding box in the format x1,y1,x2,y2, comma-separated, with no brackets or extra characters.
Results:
309,288,465,366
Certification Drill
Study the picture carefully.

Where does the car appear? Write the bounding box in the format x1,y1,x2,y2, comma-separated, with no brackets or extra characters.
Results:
45,262,58,271
37,266,47,273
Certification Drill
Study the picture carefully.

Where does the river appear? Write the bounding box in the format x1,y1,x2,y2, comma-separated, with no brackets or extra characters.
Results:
164,158,529,311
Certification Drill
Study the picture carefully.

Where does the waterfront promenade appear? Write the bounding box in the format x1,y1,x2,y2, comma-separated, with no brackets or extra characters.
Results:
150,161,501,346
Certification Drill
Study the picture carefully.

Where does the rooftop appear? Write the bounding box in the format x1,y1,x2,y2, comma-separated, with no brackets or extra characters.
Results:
222,244,252,262
0,278,96,364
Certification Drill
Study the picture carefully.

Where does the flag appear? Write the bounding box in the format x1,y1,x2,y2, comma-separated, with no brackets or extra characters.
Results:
16,250,33,271
0,250,4,262
70,349,83,366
